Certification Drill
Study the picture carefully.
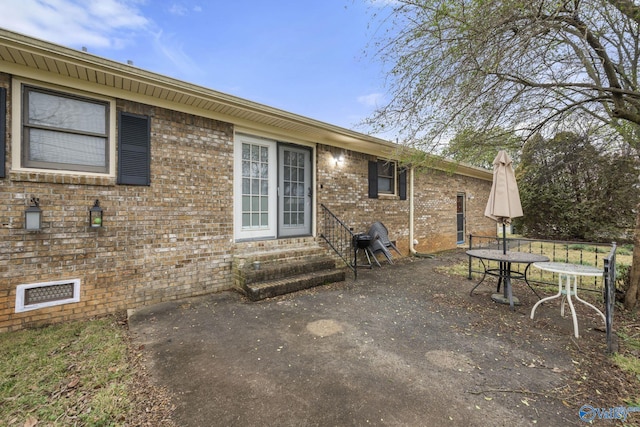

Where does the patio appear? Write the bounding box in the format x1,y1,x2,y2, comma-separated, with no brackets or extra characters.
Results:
128,249,630,426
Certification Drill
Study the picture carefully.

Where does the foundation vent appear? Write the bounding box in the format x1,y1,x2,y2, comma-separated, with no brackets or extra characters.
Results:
15,279,81,313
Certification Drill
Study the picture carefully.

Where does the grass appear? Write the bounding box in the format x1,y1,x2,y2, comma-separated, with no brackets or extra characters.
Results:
0,317,133,426
613,322,640,408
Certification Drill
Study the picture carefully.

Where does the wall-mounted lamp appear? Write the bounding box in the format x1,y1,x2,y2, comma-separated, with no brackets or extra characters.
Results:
334,153,345,167
25,197,42,231
89,199,103,227
467,194,474,200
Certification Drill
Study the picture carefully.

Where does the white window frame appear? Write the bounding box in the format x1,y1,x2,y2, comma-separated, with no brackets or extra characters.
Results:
234,134,278,241
11,79,117,177
15,279,81,313
377,159,397,196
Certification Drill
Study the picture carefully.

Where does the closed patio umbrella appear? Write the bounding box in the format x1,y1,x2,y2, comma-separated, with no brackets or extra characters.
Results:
484,151,523,254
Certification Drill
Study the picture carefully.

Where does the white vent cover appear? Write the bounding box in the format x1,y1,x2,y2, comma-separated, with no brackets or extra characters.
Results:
15,279,81,313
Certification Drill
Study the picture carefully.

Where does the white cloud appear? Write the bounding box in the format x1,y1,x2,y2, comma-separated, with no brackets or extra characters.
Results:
168,3,188,16
357,92,384,108
150,30,204,79
168,3,202,16
0,0,149,49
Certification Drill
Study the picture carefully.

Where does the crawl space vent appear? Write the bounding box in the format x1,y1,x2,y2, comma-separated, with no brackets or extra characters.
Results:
15,279,81,313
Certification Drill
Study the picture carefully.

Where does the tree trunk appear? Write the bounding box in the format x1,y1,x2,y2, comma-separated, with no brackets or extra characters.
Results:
624,205,640,311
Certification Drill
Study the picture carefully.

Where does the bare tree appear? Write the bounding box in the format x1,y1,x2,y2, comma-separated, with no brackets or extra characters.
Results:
365,0,640,309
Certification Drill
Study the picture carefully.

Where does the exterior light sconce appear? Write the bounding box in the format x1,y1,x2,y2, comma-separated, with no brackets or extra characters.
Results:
25,197,42,231
334,153,345,167
89,199,103,228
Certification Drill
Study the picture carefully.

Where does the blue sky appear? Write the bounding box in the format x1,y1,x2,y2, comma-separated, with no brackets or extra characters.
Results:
0,0,393,135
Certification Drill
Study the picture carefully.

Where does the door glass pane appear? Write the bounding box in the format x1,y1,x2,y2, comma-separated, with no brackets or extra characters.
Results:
282,148,307,229
457,194,464,242
241,142,269,229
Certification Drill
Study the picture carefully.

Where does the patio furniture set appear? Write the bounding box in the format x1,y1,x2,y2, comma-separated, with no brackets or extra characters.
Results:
467,248,606,338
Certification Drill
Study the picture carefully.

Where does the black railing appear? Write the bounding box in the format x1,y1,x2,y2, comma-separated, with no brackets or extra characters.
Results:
319,204,357,279
604,243,617,353
468,234,618,353
468,234,615,293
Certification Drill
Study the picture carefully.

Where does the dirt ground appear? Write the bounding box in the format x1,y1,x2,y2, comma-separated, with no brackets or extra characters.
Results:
126,249,639,426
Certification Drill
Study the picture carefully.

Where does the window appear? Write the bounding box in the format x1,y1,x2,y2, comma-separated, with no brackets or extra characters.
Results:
22,86,109,173
377,160,395,194
241,142,270,229
234,134,278,241
368,159,407,199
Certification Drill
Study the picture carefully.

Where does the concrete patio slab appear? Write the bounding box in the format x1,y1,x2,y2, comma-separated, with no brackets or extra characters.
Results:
129,250,609,426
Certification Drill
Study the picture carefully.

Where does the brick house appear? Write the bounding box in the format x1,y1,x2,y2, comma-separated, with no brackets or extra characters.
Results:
0,29,494,332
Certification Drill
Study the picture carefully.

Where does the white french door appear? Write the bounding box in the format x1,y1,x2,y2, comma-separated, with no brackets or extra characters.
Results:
234,135,278,240
234,135,312,241
278,145,311,237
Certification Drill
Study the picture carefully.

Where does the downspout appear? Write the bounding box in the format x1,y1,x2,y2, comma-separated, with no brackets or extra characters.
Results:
409,166,434,258
409,166,417,256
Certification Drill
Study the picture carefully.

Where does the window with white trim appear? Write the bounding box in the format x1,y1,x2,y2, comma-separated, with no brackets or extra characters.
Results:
22,85,110,173
377,160,396,195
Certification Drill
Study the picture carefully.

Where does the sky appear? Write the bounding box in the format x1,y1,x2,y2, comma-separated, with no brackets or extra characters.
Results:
0,0,394,136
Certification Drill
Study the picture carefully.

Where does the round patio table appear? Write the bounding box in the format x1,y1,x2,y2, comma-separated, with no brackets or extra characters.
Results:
467,249,549,311
530,262,606,338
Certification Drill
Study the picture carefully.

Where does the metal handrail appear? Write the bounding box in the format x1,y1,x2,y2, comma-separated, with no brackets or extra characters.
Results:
319,204,357,279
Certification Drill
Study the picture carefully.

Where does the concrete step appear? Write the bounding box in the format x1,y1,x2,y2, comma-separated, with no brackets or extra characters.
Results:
233,245,327,270
240,256,336,286
244,269,346,301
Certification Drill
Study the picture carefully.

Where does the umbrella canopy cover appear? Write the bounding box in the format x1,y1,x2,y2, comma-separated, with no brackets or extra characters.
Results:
484,151,523,224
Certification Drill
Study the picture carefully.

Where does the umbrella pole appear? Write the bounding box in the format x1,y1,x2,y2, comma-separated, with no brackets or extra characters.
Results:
503,222,507,254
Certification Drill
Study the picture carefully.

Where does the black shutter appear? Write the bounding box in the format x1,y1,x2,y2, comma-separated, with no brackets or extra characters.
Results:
399,167,407,200
368,160,378,198
118,112,150,185
0,87,5,178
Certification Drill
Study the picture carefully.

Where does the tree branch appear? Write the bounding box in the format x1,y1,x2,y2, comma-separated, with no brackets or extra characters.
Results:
606,0,640,26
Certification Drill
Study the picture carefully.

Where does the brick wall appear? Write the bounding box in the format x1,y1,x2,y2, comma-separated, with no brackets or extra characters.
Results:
316,145,495,254
412,168,494,253
0,75,235,331
0,73,494,332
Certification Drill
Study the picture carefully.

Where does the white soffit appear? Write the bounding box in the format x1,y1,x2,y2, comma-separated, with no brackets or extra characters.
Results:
0,28,492,181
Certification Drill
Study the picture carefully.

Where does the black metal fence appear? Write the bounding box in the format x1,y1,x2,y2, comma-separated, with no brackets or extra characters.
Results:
604,244,617,353
468,234,618,353
468,234,615,293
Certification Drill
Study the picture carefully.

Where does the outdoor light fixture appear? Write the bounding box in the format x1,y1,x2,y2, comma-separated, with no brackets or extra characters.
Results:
334,153,345,167
24,197,42,231
89,199,103,228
